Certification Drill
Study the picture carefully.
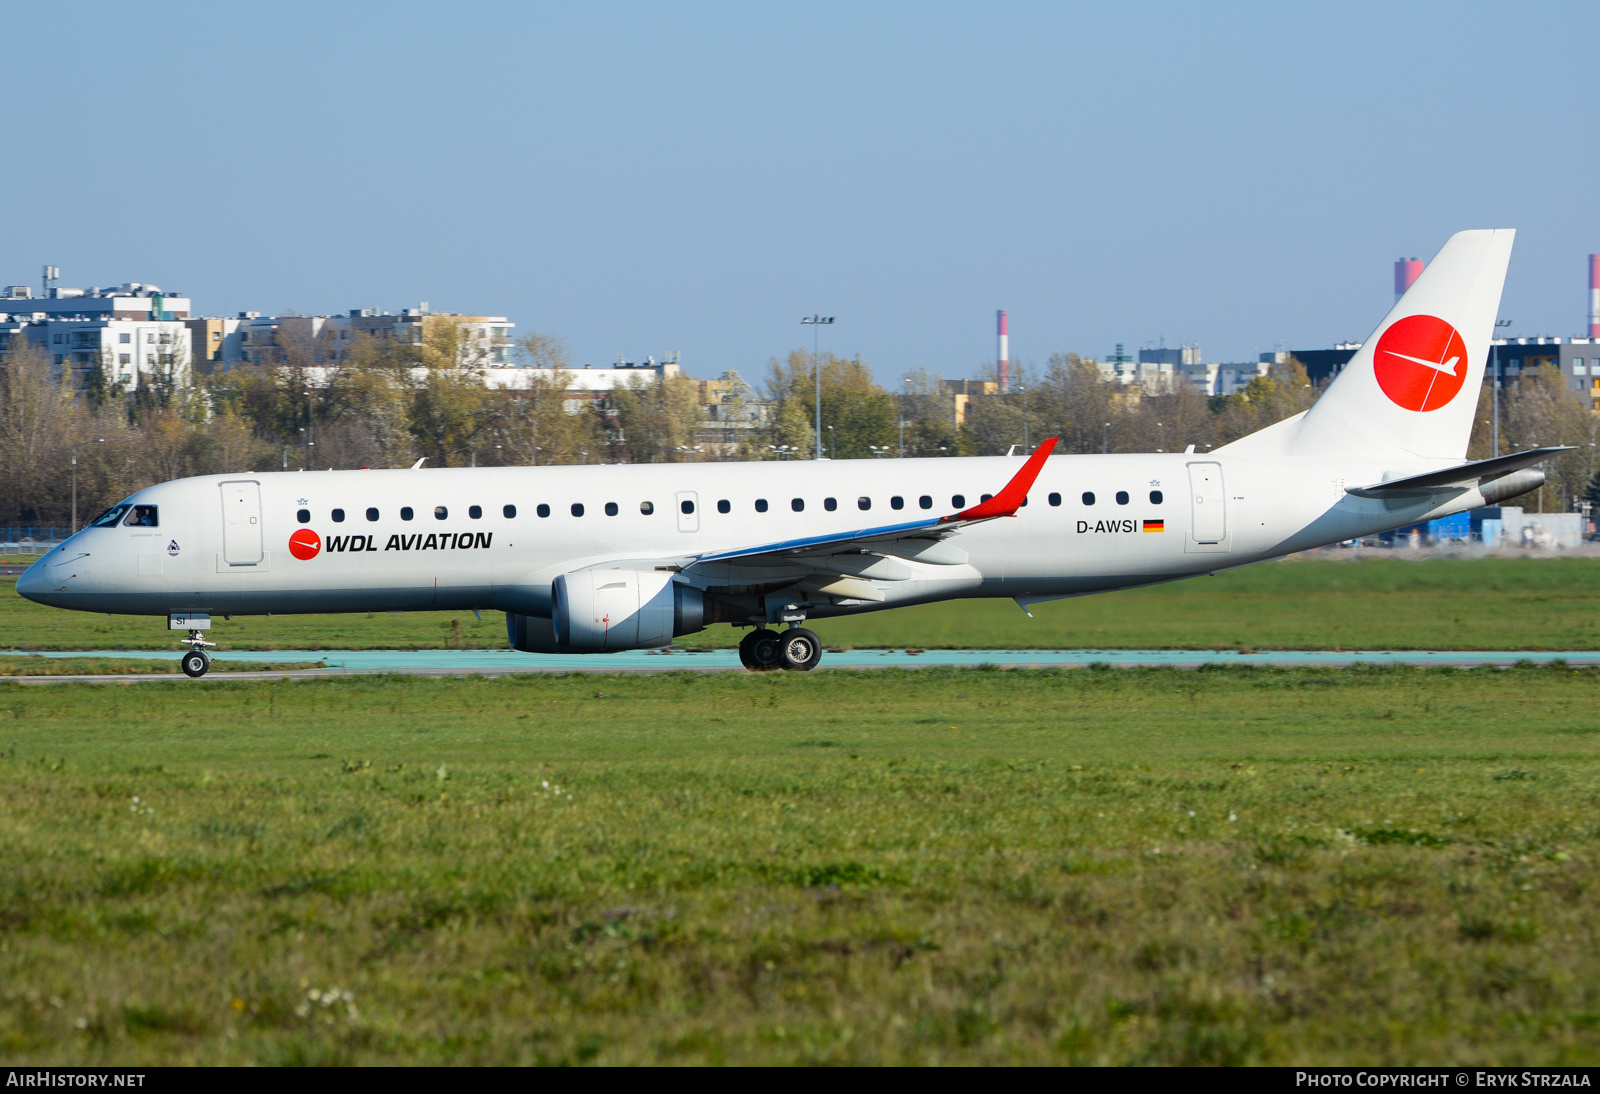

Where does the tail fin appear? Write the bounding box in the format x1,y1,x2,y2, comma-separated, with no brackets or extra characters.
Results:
1291,228,1514,462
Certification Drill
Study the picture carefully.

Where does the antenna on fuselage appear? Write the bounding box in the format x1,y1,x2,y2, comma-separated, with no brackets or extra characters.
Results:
411,457,427,469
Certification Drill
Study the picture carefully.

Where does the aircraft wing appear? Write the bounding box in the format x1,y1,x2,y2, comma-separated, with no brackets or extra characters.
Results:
689,438,1059,567
1344,446,1572,499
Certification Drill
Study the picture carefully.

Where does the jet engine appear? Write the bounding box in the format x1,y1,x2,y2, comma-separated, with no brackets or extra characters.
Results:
1479,468,1543,506
506,570,706,653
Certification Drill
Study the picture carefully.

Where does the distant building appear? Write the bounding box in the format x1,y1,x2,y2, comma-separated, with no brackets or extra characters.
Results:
1137,343,1202,366
219,306,515,368
944,378,999,426
1488,337,1600,410
0,281,195,392
0,282,191,320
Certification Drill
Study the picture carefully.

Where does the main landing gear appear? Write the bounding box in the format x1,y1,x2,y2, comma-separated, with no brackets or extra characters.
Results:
179,629,214,678
738,627,823,672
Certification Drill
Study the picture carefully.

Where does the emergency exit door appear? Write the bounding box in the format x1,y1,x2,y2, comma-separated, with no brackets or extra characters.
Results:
220,481,264,565
1187,462,1226,544
676,491,700,533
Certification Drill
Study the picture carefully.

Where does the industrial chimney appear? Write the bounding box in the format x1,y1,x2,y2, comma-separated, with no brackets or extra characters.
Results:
1394,257,1423,302
1589,255,1599,339
997,309,1009,393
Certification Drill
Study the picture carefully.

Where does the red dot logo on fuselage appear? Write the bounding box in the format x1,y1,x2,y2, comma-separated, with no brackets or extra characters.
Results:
288,528,321,560
1373,314,1469,413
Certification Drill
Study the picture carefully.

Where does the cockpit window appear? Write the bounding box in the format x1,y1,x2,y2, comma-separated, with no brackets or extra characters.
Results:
87,504,130,528
123,505,159,528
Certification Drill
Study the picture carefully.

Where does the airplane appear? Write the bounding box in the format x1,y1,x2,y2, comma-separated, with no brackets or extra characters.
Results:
18,229,1564,678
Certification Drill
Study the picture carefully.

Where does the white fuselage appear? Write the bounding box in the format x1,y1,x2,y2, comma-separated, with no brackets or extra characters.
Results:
17,451,1470,628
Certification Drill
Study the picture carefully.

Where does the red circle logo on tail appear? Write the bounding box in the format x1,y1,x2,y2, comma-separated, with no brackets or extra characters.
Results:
1373,314,1469,412
288,528,321,560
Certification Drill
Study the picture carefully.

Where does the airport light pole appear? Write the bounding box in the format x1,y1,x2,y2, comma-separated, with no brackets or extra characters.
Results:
1103,422,1110,454
1020,383,1028,453
1157,421,1164,453
801,315,834,460
69,438,104,534
826,425,834,460
900,377,909,458
1492,320,1511,457
302,391,314,470
471,445,501,469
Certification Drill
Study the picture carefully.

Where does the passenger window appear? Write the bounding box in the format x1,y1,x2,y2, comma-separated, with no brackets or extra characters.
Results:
331,508,346,523
434,506,448,520
980,494,992,503
824,497,837,511
791,498,804,512
1149,490,1163,504
717,499,730,514
951,495,965,508
1116,491,1130,505
681,499,696,515
366,507,379,522
755,499,768,513
918,495,932,510
536,504,550,518
503,504,517,518
891,496,904,510
571,503,584,517
88,504,130,528
1048,492,1061,507
640,501,654,515
296,508,311,524
858,497,871,511
122,504,158,528
401,507,414,521
605,502,619,516
469,505,483,519
1082,492,1096,506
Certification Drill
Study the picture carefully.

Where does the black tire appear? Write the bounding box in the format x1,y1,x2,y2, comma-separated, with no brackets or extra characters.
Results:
181,650,210,678
739,628,783,671
777,627,822,671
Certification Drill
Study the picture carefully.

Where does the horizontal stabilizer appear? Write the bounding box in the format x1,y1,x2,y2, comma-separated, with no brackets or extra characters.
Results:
1345,446,1572,498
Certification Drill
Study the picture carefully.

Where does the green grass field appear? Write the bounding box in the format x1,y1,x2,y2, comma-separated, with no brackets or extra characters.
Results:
3,666,1599,1064
6,555,1600,653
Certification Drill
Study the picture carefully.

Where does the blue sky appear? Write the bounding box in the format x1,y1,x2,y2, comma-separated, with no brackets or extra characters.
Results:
3,1,1595,381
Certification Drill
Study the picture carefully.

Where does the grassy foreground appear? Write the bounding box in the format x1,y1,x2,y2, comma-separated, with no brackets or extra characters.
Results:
6,556,1600,653
1,665,1598,1064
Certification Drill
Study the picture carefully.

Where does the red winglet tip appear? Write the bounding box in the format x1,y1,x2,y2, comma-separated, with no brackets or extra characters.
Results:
951,437,1058,521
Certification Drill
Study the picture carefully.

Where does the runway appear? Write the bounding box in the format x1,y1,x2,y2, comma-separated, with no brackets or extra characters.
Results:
4,645,1600,683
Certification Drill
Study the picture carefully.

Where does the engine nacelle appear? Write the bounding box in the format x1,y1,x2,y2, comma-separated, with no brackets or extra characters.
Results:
506,570,706,653
1480,468,1544,506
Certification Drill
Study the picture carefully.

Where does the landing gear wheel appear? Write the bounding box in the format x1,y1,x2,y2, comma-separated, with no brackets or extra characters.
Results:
777,627,823,672
181,650,210,678
739,628,784,672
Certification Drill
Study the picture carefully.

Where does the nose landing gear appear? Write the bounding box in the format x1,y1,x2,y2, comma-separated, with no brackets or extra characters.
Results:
737,626,823,672
179,629,214,678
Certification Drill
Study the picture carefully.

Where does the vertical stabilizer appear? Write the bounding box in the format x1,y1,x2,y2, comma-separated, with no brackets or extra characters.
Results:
1291,229,1514,462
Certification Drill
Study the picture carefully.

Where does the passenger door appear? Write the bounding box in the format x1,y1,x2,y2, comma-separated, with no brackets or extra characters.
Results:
219,480,264,565
1187,462,1226,545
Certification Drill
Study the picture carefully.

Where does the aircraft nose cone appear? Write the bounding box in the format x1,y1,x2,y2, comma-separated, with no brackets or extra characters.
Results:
15,558,49,603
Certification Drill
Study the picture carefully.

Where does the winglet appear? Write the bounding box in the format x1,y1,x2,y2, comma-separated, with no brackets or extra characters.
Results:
944,437,1058,522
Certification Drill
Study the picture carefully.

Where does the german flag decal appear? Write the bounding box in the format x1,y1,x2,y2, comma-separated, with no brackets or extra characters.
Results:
1142,519,1164,533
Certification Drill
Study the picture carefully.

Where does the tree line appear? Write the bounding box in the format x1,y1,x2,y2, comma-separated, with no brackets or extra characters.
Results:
1,322,1596,525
